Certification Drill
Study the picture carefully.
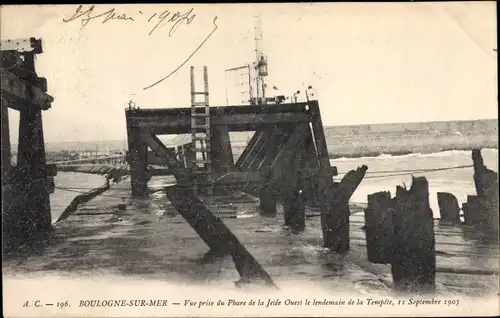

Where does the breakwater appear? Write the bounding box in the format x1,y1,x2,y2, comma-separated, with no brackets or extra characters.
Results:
53,165,130,222
55,183,110,223
57,164,129,180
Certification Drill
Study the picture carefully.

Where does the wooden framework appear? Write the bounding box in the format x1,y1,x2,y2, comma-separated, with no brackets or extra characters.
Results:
125,100,365,254
1,38,56,252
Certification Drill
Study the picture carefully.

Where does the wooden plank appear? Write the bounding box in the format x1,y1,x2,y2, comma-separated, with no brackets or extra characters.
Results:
1,71,53,110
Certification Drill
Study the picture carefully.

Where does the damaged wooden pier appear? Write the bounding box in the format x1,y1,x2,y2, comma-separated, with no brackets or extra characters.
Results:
125,90,369,285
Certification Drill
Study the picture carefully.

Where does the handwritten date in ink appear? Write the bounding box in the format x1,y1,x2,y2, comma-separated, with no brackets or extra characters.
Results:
62,5,196,36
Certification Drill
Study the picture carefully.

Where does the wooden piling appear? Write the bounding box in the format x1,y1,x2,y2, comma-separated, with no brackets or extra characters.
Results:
256,128,282,217
391,177,436,293
17,106,52,235
470,149,499,235
126,130,148,197
302,130,321,207
364,191,394,264
309,101,344,251
211,124,234,173
280,126,307,231
437,192,460,225
259,184,277,216
326,165,368,253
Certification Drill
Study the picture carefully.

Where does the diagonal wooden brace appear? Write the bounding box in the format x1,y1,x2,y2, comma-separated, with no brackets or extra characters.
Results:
166,185,277,288
141,132,182,172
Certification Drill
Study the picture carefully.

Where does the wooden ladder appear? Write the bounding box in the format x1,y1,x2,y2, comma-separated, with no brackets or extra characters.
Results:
190,66,212,175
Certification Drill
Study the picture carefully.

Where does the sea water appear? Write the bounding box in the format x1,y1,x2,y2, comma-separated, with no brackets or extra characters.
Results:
49,149,498,223
50,172,106,223
331,148,498,218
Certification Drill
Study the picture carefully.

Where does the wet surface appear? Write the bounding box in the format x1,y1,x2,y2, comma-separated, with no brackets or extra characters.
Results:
3,177,499,298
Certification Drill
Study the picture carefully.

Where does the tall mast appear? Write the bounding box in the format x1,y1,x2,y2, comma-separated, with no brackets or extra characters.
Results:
254,13,268,104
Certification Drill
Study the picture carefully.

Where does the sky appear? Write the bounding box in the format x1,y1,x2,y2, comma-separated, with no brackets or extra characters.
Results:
1,2,497,143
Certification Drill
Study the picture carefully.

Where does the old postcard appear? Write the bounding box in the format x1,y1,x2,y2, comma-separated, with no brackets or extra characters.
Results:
1,2,498,317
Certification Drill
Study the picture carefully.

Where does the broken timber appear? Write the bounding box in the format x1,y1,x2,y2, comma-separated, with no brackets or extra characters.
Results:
125,100,365,254
437,192,460,225
463,149,499,237
364,177,436,293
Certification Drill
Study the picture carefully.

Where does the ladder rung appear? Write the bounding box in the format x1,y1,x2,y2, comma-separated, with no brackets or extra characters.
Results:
192,92,209,95
191,119,209,124
192,147,210,152
192,124,210,129
194,160,211,164
192,113,209,117
192,136,210,141
192,102,208,106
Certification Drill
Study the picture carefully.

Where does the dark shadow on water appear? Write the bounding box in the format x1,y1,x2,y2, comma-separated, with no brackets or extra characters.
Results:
317,249,347,278
195,249,230,265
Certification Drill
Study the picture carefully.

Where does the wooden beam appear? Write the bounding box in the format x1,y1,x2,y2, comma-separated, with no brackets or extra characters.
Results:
309,101,343,250
239,131,266,171
127,113,310,134
141,133,181,171
235,130,263,168
205,167,335,187
255,127,287,171
270,124,309,180
301,128,321,206
246,132,269,171
127,102,310,117
166,186,277,287
281,144,306,231
1,71,53,110
210,124,234,172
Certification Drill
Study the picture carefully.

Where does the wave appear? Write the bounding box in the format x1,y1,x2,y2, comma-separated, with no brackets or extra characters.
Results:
330,147,498,161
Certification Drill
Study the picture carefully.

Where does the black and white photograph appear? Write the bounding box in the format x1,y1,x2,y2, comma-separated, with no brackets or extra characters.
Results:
1,2,498,317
